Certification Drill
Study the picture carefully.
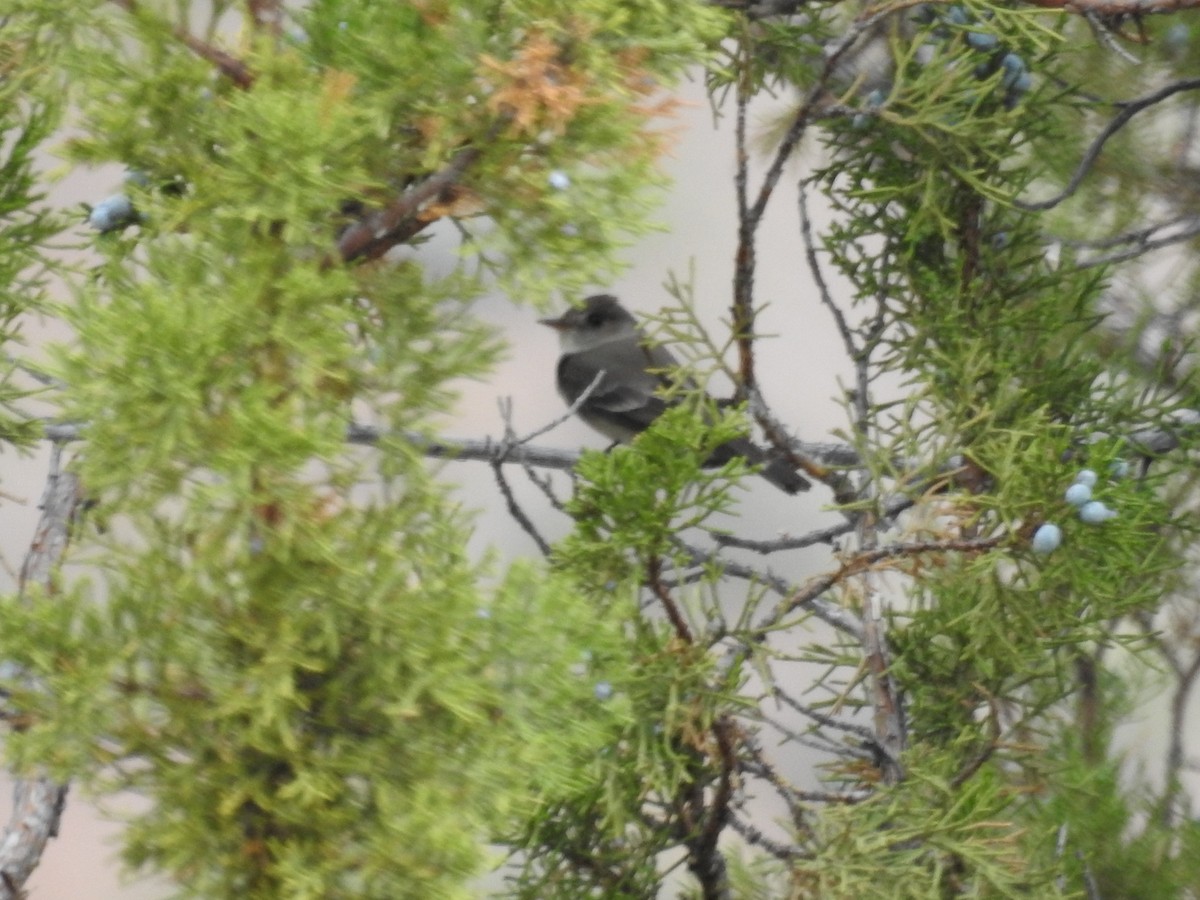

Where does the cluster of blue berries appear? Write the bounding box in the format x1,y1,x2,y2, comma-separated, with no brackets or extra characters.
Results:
915,5,1034,109
1032,464,1128,555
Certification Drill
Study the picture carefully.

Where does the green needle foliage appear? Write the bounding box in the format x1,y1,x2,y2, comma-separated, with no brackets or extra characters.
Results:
0,23,58,449
0,1,727,897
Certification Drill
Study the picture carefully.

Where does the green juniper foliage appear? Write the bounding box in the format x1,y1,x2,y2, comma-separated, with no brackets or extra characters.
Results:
0,1,725,897
0,24,58,449
2,0,1200,898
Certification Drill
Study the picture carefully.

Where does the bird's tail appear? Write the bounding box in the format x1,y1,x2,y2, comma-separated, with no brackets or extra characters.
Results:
708,438,811,494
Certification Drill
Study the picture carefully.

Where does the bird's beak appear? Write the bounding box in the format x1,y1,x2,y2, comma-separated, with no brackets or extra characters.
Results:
539,315,569,331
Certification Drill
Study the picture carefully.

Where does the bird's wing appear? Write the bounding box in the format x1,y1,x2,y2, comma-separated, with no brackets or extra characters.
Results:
557,342,670,431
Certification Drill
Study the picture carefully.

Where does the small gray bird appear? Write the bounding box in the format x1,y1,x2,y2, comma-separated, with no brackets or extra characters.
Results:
540,294,810,494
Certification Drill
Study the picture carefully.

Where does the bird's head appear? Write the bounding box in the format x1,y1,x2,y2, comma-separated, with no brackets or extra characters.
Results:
539,295,640,353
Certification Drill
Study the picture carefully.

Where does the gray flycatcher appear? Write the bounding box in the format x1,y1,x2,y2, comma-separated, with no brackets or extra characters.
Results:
540,294,810,494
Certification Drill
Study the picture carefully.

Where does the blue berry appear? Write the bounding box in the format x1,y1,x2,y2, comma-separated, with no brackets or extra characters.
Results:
945,6,969,25
1109,459,1130,479
1000,54,1027,89
548,170,570,190
966,32,999,51
87,193,137,232
1032,523,1062,554
1064,483,1092,506
594,681,614,701
1075,469,1098,487
991,231,1009,249
1079,501,1116,524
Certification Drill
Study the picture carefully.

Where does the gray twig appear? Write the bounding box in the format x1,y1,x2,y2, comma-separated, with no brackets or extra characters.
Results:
1,445,81,897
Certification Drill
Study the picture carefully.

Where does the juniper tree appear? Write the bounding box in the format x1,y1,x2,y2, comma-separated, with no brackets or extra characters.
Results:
2,1,1200,898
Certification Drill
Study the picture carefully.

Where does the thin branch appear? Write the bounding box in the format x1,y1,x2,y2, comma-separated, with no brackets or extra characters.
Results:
799,182,856,357
727,816,805,861
669,537,865,638
761,534,1004,630
1162,646,1200,826
713,492,915,555
42,410,1200,477
346,423,580,470
733,31,755,395
1079,852,1102,900
510,371,606,447
1082,8,1142,64
1016,78,1200,212
714,518,856,554
108,0,254,88
336,143,486,263
756,719,875,763
0,446,82,897
858,559,905,783
517,456,569,515
772,687,880,745
949,690,1002,789
749,4,907,228
688,716,737,898
5,356,60,389
490,461,551,556
490,396,555,555
1056,212,1200,270
730,6,905,476
647,556,695,644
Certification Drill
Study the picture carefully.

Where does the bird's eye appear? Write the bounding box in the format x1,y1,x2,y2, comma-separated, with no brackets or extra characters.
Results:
585,312,604,327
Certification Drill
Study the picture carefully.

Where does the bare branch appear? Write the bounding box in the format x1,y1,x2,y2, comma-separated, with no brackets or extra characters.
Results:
713,493,915,555
345,423,580,471
43,411,1200,477
799,181,856,358
0,446,83,897
647,556,695,644
727,815,805,861
1016,78,1200,212
1162,647,1200,825
491,397,554,556
490,461,551,556
108,0,254,88
336,145,485,263
509,371,606,447
1065,214,1200,269
772,688,880,745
